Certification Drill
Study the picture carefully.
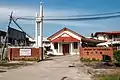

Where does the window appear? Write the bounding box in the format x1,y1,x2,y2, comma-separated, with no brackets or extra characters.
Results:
100,52,102,54
108,35,112,39
73,42,78,49
54,43,58,49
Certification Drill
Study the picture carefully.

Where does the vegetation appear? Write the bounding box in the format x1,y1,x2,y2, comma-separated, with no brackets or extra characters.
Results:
81,50,120,80
80,57,99,62
113,50,120,64
94,74,120,80
14,58,40,61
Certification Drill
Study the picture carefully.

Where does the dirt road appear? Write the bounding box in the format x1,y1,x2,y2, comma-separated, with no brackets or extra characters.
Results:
0,55,91,80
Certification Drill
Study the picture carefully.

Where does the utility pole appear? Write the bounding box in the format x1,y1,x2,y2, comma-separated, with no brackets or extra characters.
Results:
35,2,43,48
39,2,43,48
35,13,38,47
35,2,44,60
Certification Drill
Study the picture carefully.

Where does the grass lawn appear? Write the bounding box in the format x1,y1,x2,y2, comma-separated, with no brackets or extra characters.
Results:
94,74,120,80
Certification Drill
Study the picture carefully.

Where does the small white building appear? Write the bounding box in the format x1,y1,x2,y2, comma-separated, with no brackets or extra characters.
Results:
94,31,120,41
48,27,83,55
94,31,120,49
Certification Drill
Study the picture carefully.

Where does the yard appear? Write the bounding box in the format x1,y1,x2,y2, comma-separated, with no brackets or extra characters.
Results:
0,61,34,73
0,55,91,80
81,58,120,80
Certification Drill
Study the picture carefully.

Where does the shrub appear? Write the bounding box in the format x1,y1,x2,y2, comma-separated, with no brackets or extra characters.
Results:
80,57,100,62
94,74,120,80
20,58,40,61
101,55,112,62
44,50,47,55
92,58,97,61
80,58,92,62
113,50,120,64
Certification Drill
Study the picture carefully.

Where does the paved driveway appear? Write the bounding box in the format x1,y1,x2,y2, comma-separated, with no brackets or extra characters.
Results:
0,55,91,80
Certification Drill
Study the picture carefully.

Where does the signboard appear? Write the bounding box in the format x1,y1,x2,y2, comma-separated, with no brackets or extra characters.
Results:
20,49,31,56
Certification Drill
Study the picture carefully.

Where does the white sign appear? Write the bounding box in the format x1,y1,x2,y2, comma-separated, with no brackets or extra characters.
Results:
20,49,31,56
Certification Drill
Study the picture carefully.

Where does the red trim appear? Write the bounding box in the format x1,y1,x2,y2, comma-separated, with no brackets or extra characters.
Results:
51,35,80,43
94,31,120,36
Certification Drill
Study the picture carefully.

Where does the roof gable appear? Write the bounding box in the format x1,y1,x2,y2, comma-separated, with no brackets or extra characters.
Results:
51,33,80,42
48,27,84,41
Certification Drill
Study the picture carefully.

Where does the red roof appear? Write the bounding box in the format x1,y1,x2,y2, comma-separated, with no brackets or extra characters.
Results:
94,31,120,36
51,34,80,43
52,37,80,43
82,38,106,43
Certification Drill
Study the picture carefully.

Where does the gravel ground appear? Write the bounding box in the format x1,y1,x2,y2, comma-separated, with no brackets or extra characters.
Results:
0,55,91,80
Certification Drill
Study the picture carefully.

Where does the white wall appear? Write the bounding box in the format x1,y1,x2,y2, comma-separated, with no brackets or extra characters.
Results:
50,43,63,55
70,42,80,55
97,34,108,41
50,42,81,55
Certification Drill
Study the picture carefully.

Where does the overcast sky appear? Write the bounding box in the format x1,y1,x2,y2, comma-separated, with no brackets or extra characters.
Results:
0,0,120,38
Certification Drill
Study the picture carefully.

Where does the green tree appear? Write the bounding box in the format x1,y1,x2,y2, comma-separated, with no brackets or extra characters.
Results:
113,50,120,64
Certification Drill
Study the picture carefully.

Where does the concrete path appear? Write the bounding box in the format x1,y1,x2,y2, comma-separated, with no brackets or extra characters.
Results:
0,55,91,80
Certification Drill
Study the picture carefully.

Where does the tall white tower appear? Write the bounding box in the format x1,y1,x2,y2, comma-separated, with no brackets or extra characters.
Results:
35,2,43,47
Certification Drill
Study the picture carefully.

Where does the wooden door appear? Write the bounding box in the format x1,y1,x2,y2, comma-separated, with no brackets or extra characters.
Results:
62,44,69,55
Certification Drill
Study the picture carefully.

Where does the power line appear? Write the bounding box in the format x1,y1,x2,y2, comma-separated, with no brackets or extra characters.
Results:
15,11,120,18
15,14,120,21
46,11,120,17
8,11,120,41
44,14,120,21
16,17,35,20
